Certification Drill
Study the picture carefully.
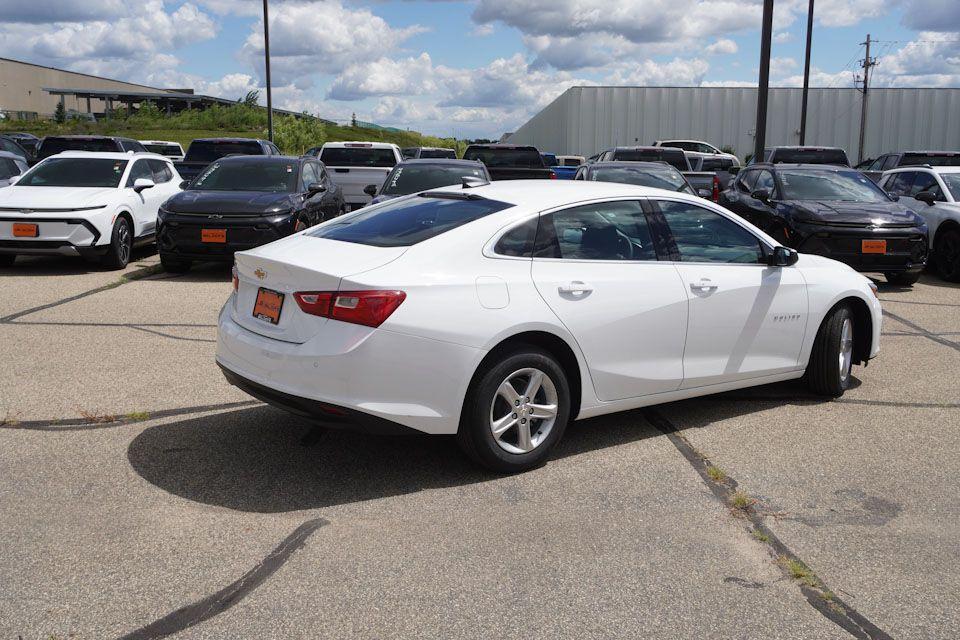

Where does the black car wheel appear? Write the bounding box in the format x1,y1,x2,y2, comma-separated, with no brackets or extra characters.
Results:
934,228,960,282
0,254,15,267
885,271,921,286
806,304,855,397
160,253,192,273
457,347,570,473
102,216,133,269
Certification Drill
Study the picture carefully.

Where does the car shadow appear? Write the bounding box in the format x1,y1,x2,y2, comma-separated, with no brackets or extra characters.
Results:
127,378,842,514
0,246,158,277
151,262,232,284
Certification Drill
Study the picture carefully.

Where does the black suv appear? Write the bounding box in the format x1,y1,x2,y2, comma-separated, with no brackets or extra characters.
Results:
720,163,927,285
157,155,344,272
34,135,146,162
596,146,690,171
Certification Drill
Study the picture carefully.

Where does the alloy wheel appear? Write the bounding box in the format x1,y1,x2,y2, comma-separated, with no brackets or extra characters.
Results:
838,317,854,384
489,368,558,455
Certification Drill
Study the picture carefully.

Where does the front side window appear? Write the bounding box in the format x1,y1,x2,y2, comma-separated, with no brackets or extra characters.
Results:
884,172,915,196
192,160,299,192
17,158,128,188
881,155,899,170
737,169,760,193
908,172,939,197
310,194,512,247
753,170,777,195
125,160,154,187
534,200,657,261
778,169,889,202
381,165,487,196
300,162,319,191
147,159,173,183
657,200,763,264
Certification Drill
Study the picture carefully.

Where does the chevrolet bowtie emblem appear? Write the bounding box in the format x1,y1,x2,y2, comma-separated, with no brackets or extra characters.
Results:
254,268,266,280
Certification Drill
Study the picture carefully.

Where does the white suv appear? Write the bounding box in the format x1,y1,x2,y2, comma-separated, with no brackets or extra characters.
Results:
0,151,182,268
879,166,960,281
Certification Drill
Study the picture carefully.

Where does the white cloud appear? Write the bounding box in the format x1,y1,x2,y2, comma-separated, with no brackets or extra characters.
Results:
2,0,126,23
471,24,495,37
774,31,794,43
899,0,960,32
705,39,739,55
604,58,710,86
328,54,437,101
372,97,442,124
814,0,886,27
770,56,799,76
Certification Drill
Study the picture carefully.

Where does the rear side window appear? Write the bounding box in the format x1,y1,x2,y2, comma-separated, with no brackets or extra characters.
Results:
534,200,657,261
494,217,539,257
310,195,512,247
319,147,397,167
656,201,763,264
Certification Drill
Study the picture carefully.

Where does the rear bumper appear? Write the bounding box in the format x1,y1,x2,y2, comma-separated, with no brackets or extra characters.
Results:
215,302,483,435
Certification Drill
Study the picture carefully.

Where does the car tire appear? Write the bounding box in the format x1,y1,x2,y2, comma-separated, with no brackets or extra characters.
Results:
101,216,133,269
934,228,960,282
0,254,15,267
160,253,191,273
806,304,855,398
457,347,570,473
885,270,921,286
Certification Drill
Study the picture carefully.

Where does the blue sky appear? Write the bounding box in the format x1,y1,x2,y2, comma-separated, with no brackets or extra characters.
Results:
2,0,959,138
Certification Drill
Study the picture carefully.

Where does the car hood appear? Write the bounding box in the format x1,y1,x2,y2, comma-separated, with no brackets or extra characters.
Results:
784,200,922,226
0,185,118,209
163,190,297,215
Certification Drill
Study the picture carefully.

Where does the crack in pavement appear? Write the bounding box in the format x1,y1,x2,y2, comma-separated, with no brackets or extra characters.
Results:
882,310,960,353
116,518,328,640
878,298,960,308
1,400,261,431
709,395,960,410
643,408,894,640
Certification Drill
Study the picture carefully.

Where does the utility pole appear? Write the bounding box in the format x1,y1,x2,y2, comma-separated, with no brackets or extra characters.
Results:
263,0,274,142
856,33,876,164
799,0,814,145
753,0,775,162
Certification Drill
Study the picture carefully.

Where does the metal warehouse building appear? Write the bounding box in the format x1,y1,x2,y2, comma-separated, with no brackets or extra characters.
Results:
506,86,960,163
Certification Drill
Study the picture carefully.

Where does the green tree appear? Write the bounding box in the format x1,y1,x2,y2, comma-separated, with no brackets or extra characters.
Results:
241,90,260,107
351,112,357,128
54,101,66,124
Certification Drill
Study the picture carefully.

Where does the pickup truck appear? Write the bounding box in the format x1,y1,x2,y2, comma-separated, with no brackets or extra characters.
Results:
857,150,960,183
462,144,556,180
597,146,690,171
174,138,281,183
315,141,402,211
755,146,849,166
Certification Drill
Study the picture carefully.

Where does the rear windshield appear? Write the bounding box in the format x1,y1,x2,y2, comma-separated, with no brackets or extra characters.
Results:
700,157,735,171
771,148,849,166
900,153,960,167
561,158,582,167
143,143,182,157
319,147,397,167
381,165,487,196
309,194,511,247
589,166,693,194
418,148,456,159
542,154,558,166
612,149,688,171
18,158,127,188
186,140,262,163
463,147,544,168
0,158,20,179
779,169,888,202
192,160,299,192
38,137,119,158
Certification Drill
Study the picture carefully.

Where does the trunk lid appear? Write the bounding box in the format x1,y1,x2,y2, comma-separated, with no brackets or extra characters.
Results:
232,234,406,343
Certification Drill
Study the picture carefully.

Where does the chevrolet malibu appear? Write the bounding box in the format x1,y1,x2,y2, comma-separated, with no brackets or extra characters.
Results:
217,180,882,472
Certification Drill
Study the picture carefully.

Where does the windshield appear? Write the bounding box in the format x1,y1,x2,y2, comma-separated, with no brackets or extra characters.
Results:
192,160,299,192
779,170,889,202
940,174,960,200
319,147,397,167
143,143,182,157
186,140,261,163
463,147,544,168
0,158,20,180
381,165,487,196
310,195,511,247
17,158,127,188
900,153,960,167
590,166,693,193
38,137,118,159
771,148,849,165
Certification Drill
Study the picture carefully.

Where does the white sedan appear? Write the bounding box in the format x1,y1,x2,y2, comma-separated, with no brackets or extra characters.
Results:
0,151,182,268
217,180,882,472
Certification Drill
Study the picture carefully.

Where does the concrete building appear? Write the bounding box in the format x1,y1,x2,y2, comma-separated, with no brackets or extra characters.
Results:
506,86,960,163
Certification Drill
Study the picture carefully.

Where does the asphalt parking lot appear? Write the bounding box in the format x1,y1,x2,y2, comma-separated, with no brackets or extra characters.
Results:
1,252,958,640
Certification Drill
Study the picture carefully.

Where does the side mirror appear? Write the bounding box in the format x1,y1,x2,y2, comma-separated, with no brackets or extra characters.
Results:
768,245,799,267
886,192,900,202
750,188,771,203
179,179,190,190
914,191,936,206
363,184,378,197
697,188,712,198
307,181,327,194
133,178,155,193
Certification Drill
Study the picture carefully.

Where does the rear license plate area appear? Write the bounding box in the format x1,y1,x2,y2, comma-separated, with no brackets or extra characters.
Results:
253,287,284,325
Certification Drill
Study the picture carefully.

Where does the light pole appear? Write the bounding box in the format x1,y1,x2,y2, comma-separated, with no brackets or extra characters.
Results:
263,0,274,142
753,0,774,162
799,0,814,145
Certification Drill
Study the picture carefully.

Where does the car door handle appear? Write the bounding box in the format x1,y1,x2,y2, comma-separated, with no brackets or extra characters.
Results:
690,278,719,292
558,281,593,294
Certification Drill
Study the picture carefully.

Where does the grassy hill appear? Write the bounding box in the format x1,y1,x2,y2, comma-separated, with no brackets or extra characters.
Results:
0,103,466,156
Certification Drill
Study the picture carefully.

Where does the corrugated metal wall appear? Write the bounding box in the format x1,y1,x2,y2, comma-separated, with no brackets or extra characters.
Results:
507,86,960,162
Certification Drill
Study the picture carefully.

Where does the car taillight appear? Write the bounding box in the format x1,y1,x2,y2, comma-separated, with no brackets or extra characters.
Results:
549,171,557,179
232,265,239,292
293,290,406,327
712,175,720,202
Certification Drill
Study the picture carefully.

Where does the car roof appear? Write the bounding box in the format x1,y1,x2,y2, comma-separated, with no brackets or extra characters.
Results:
751,162,853,171
613,145,675,151
886,165,960,174
429,178,698,209
590,161,675,170
192,137,266,143
53,151,173,161
139,140,182,145
397,158,483,166
213,154,302,163
769,146,845,151
322,141,399,148
42,135,123,141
